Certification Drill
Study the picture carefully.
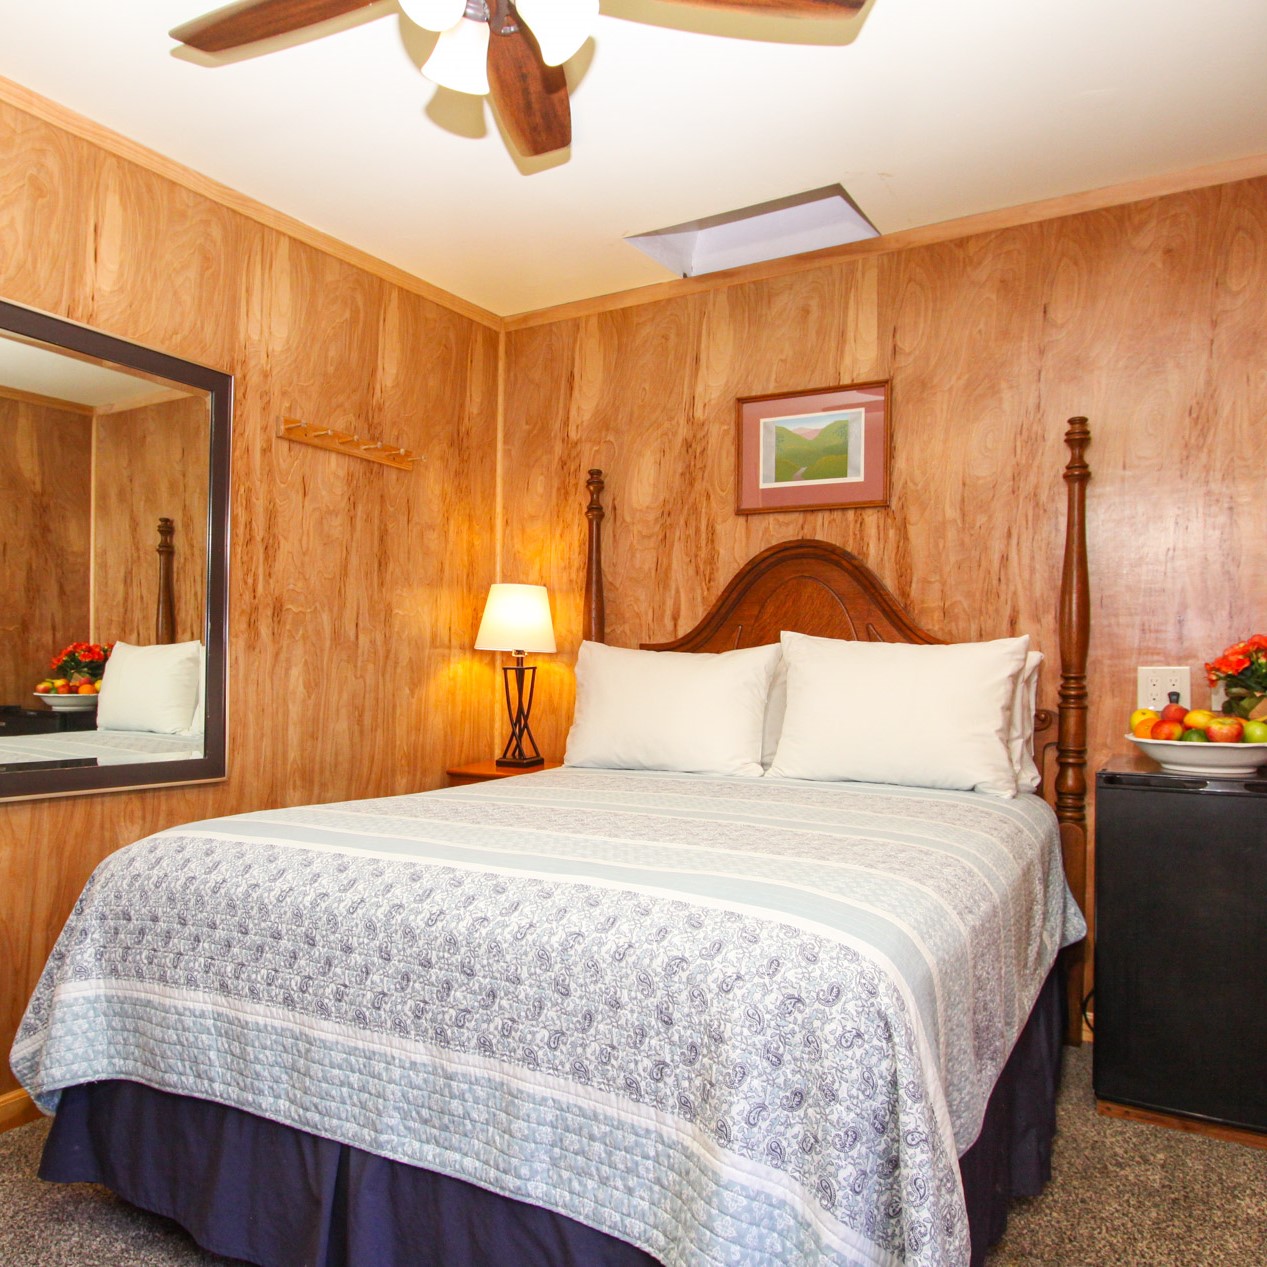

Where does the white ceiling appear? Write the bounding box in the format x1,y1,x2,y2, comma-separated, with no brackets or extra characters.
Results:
1,0,1265,317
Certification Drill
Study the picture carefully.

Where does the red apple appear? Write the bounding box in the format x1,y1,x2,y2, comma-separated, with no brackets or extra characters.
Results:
1150,719,1184,741
1206,715,1245,744
33,681,52,693
1159,692,1188,724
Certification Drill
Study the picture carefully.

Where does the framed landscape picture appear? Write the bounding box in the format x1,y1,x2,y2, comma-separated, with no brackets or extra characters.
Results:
736,381,889,514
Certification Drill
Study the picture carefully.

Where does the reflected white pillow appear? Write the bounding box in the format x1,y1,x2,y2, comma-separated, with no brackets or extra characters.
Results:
565,640,781,777
769,631,1031,796
1009,651,1044,793
187,642,207,736
97,640,202,735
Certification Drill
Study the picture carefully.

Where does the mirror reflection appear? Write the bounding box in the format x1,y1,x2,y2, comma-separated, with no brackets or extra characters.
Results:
0,302,230,798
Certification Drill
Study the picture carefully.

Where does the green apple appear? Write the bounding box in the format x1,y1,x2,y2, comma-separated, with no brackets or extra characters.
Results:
1243,719,1267,744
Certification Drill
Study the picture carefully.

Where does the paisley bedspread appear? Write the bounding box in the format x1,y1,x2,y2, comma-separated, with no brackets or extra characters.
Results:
12,767,1084,1267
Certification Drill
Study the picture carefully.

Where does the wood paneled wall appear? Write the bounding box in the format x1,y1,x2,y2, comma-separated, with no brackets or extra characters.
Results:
0,395,91,701
0,99,499,1096
2,82,1264,1098
502,176,1267,982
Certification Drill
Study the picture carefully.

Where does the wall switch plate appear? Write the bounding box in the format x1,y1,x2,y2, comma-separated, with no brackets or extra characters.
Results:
1137,666,1191,711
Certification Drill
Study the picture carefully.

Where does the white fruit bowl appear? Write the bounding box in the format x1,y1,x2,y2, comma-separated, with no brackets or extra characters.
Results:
35,691,98,712
1127,734,1267,777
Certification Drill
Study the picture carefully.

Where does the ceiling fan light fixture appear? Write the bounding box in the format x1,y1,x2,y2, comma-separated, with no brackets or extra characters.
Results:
513,0,597,67
421,17,491,95
399,0,468,33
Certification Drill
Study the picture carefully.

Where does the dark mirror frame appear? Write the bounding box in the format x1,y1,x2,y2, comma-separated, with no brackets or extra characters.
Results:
0,300,231,801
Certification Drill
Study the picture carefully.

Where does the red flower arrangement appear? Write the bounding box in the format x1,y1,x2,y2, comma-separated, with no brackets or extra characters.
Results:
49,641,114,683
1205,634,1267,719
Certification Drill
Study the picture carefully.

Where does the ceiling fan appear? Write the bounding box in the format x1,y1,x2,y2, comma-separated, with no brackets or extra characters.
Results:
171,0,864,158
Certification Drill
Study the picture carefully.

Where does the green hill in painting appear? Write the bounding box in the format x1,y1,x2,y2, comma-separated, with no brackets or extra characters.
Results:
773,416,852,482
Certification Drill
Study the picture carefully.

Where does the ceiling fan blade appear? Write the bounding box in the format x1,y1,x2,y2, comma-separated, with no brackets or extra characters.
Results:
170,0,381,53
655,0,865,14
487,24,572,157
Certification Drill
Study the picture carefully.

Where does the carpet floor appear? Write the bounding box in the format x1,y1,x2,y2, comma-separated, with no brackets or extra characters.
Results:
1,1048,1264,1265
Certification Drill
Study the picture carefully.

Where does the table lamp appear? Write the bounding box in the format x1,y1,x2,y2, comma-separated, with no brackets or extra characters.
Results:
475,583,556,767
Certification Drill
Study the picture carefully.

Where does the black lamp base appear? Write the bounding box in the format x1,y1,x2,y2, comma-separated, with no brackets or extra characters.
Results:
497,659,544,768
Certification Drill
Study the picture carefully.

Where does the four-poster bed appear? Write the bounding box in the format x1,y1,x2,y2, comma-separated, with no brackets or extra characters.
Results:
12,420,1091,1267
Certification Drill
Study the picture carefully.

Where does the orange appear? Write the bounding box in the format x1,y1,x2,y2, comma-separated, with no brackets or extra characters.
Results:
1132,718,1157,739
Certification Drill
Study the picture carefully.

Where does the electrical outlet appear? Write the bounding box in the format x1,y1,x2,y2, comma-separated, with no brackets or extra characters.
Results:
1137,666,1191,711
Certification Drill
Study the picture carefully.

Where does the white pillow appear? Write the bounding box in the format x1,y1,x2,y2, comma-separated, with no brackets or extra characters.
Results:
769,631,1031,796
1009,651,1044,793
187,642,207,736
761,655,788,768
565,640,781,778
96,640,202,735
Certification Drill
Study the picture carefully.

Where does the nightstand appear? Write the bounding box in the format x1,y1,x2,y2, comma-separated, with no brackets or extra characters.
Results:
446,759,562,787
0,705,97,735
1093,756,1267,1138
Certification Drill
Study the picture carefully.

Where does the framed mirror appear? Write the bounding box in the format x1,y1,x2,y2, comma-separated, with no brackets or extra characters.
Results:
0,300,230,801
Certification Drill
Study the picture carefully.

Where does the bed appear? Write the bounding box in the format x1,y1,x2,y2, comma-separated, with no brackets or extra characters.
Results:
10,419,1092,1267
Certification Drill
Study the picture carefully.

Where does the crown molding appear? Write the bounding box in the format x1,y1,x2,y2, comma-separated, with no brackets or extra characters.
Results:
0,75,502,332
503,152,1267,331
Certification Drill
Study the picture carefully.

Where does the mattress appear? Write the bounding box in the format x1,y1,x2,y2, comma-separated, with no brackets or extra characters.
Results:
12,767,1085,1267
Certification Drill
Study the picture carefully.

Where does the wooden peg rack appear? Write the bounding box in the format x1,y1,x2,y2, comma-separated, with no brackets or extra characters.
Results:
278,418,417,471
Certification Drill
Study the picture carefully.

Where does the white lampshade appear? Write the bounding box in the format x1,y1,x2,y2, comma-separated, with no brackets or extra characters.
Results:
399,0,467,33
514,0,597,67
421,17,490,96
475,584,556,654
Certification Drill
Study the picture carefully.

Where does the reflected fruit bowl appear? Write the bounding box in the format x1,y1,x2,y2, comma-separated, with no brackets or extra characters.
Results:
1127,734,1267,777
35,691,98,712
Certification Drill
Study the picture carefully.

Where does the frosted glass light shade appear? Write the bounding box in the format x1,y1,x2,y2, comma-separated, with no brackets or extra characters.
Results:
475,584,556,654
399,0,466,33
421,17,490,96
515,0,597,67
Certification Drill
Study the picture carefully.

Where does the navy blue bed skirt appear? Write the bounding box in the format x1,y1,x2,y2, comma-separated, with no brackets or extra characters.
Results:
39,970,1064,1267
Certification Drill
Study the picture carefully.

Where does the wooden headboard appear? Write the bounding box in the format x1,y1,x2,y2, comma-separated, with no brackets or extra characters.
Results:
580,416,1091,1042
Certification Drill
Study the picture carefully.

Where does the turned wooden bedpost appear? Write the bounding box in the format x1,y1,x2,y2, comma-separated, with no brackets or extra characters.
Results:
583,469,606,644
1057,418,1091,1045
156,517,176,645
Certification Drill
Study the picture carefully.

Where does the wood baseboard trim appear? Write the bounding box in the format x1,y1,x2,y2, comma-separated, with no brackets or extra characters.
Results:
0,1088,41,1133
1097,1099,1267,1151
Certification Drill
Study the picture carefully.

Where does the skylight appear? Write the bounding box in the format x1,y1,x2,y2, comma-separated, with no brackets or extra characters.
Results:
626,185,879,278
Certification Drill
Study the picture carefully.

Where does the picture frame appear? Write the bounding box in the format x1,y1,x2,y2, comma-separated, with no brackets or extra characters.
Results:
736,381,890,514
